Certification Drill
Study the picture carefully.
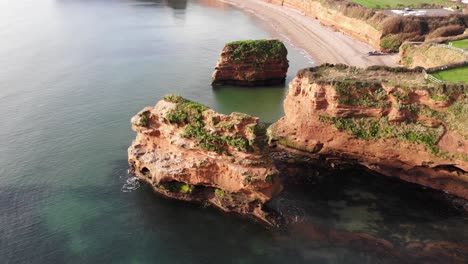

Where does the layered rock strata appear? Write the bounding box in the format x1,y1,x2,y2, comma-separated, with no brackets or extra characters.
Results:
269,64,468,200
212,39,289,86
266,0,467,52
128,95,282,225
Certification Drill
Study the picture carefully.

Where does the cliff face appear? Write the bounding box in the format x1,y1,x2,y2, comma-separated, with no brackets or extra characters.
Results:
269,64,468,200
212,39,289,86
270,0,382,49
128,95,282,225
266,0,467,52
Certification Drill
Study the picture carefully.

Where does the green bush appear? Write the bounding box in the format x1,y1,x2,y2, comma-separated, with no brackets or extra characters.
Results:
180,184,194,194
214,189,225,198
138,111,150,127
163,94,188,104
380,35,402,52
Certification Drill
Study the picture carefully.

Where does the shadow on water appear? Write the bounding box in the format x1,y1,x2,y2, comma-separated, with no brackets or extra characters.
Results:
5,156,463,263
212,85,287,123
268,165,468,263
117,154,468,263
167,0,188,10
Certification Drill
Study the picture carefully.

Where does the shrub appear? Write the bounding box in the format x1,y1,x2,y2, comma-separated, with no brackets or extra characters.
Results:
179,184,194,194
380,34,403,52
214,189,225,198
226,136,251,152
426,25,465,39
163,94,187,104
138,111,150,127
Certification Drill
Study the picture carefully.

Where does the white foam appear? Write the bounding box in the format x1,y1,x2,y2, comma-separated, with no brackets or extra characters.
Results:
121,174,141,192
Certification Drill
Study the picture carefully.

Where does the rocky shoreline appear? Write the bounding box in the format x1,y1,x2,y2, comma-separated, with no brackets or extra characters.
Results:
129,63,467,220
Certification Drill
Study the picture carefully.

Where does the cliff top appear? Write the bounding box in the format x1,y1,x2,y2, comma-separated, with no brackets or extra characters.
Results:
301,64,430,86
300,64,468,92
223,39,287,62
133,94,270,156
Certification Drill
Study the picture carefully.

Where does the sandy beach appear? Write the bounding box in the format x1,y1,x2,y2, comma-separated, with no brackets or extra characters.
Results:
221,0,398,67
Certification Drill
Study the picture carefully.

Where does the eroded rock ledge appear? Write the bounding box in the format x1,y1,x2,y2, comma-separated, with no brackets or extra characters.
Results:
269,64,468,200
128,95,282,225
212,39,289,86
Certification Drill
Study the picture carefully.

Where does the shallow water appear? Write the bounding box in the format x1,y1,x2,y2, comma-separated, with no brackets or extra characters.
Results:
0,0,466,263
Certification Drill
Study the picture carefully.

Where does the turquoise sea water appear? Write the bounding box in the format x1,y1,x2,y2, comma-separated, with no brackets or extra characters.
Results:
0,0,466,263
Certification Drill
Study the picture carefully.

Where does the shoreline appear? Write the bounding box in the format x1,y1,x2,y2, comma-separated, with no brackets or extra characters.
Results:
219,0,398,67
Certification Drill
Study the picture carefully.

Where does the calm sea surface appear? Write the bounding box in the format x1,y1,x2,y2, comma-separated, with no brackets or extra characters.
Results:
0,0,466,263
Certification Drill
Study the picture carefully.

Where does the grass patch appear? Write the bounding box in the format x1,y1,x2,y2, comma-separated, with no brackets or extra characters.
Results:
430,66,468,83
334,80,389,107
351,0,450,9
318,115,444,154
164,95,262,154
214,189,225,198
226,39,287,63
449,39,468,49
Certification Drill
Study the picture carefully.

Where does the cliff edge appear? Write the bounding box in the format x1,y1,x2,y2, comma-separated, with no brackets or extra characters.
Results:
269,64,468,199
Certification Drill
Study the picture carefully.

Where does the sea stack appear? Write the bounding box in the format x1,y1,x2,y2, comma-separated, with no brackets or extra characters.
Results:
128,95,283,225
212,39,289,86
269,64,468,200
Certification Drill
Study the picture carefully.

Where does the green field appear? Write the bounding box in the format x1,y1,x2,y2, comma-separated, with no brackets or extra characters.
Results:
449,39,468,49
351,0,449,9
431,66,468,83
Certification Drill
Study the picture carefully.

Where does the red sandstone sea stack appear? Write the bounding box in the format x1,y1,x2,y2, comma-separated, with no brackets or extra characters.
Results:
128,95,283,225
212,39,289,86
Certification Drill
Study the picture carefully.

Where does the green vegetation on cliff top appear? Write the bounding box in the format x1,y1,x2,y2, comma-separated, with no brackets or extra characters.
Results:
351,0,451,9
226,39,287,62
449,39,468,49
294,64,468,158
163,94,267,154
431,66,468,83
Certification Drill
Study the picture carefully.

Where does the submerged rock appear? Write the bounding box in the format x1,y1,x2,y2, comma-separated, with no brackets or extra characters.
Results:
212,39,289,86
269,64,468,200
128,95,282,225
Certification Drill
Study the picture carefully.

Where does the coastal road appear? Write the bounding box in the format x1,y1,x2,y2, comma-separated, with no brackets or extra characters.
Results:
221,0,398,67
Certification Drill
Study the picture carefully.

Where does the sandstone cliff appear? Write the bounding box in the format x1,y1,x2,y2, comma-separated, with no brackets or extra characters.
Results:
128,95,282,225
212,39,289,86
269,64,468,200
266,0,468,52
